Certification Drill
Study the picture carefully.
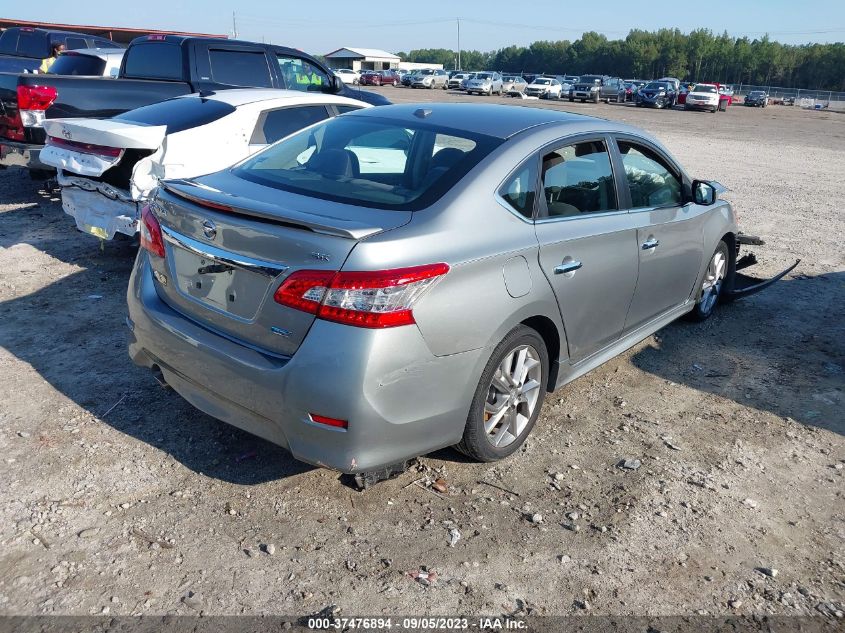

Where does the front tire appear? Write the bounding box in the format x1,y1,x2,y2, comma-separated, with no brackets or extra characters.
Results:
456,325,548,462
689,241,730,321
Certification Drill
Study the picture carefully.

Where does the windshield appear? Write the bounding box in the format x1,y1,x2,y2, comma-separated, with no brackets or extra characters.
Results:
475,73,492,80
534,78,551,85
692,84,717,93
750,91,766,96
644,82,666,90
418,69,434,75
233,115,503,211
579,75,601,83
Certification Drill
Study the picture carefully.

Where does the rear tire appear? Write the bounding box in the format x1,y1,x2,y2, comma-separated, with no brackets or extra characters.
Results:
456,325,548,462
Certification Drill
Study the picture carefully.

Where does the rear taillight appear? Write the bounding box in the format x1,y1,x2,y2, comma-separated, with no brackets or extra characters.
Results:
140,205,165,258
17,84,58,128
47,136,122,158
274,263,449,328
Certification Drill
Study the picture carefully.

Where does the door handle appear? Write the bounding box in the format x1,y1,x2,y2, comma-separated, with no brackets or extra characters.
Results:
641,238,659,250
554,260,583,275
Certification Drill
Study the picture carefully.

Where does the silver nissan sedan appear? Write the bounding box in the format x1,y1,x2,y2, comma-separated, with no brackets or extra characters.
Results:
127,103,796,486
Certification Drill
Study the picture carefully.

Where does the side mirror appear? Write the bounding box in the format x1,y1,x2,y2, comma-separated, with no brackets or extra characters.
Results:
329,74,343,93
692,180,717,205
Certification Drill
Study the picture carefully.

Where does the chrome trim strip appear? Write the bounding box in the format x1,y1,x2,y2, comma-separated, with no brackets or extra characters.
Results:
160,226,289,278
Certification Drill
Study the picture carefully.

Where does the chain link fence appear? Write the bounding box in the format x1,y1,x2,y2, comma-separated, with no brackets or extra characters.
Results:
733,84,845,111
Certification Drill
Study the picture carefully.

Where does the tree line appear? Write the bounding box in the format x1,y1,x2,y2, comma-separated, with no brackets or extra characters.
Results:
397,29,845,91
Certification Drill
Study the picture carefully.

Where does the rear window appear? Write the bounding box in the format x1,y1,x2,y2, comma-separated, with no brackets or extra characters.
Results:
233,115,502,210
65,37,88,50
17,31,50,58
123,42,182,80
114,97,236,134
250,105,333,145
48,54,106,76
209,49,273,87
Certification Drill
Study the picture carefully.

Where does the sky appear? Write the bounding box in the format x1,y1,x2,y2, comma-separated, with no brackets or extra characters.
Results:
9,0,845,55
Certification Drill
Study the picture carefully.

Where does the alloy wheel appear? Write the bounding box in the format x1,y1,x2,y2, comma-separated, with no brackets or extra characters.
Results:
483,345,543,448
700,249,727,314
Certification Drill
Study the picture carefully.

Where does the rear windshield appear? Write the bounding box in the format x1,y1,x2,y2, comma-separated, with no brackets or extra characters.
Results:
114,97,235,134
123,42,182,80
692,84,717,93
48,54,106,76
7,30,50,58
233,115,502,211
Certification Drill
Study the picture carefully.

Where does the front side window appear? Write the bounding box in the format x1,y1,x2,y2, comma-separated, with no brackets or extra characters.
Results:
499,160,537,219
209,49,273,87
233,115,501,210
617,141,682,209
540,140,617,218
277,55,330,92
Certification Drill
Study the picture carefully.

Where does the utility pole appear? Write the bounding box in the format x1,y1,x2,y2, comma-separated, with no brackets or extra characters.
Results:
456,18,461,70
232,11,238,39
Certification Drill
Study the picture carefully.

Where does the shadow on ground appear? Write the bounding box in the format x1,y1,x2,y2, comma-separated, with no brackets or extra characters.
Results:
631,271,844,435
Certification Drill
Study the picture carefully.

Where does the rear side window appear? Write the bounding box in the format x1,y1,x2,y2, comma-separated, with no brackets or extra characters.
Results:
251,105,332,145
114,97,236,134
540,140,617,217
499,161,537,219
0,31,17,55
209,49,273,87
48,54,106,76
123,42,182,80
17,31,50,58
65,37,87,50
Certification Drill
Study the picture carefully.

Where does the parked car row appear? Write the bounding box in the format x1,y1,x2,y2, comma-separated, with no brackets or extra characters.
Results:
0,34,391,177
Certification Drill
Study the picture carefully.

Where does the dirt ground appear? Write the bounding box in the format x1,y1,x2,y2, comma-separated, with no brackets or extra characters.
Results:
0,90,843,620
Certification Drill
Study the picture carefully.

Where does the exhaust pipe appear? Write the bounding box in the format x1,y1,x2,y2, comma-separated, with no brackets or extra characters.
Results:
150,365,170,390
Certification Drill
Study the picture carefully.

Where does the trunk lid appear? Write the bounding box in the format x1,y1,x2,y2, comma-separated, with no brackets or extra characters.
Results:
149,170,412,357
41,118,166,178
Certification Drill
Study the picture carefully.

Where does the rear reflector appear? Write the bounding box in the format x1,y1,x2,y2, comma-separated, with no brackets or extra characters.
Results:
140,204,165,257
309,414,348,429
163,186,234,213
47,136,123,158
274,263,449,328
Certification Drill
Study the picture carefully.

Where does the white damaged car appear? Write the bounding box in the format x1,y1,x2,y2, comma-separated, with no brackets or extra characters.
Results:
40,90,368,240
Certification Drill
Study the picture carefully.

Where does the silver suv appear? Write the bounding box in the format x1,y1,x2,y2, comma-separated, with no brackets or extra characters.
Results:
411,68,448,89
465,71,504,96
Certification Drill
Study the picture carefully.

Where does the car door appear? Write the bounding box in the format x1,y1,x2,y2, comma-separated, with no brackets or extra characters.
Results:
613,136,707,332
533,136,640,363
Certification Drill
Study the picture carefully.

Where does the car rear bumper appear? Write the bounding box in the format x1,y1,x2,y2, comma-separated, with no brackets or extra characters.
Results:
61,185,139,240
127,254,482,473
0,140,49,171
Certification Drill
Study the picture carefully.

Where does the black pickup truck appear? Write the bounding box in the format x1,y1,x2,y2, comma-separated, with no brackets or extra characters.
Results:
0,34,389,175
0,26,119,74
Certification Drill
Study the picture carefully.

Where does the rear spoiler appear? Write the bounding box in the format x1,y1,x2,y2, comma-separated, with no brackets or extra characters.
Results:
161,179,386,240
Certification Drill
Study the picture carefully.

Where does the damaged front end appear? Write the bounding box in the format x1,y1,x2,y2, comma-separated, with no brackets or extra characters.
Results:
726,232,800,300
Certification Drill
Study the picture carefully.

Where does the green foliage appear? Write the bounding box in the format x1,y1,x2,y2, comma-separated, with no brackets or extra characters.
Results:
397,30,845,90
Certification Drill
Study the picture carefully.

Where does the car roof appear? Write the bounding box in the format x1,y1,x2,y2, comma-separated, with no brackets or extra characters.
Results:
346,103,609,139
61,48,125,59
177,88,368,108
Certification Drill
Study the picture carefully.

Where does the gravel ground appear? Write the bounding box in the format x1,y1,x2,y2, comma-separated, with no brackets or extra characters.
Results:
0,90,843,619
